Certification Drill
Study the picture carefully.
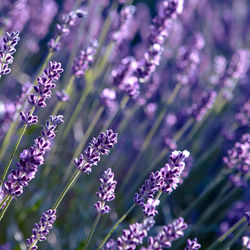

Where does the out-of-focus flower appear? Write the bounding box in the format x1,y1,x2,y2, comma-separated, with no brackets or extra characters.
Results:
26,209,56,249
242,236,250,249
236,100,250,127
95,168,117,214
142,198,160,217
55,90,70,102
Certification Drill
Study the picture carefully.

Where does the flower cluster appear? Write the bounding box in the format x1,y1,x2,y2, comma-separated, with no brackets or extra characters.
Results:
20,61,63,124
72,40,98,78
236,99,250,127
134,150,190,215
184,238,201,250
0,31,20,77
144,217,187,249
74,129,118,174
223,133,250,187
1,116,64,199
104,217,155,250
112,5,136,46
189,91,217,122
48,9,87,51
95,168,117,214
26,209,56,250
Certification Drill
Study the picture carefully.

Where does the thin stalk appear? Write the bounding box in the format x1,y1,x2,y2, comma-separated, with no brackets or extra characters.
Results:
63,83,92,139
0,121,29,185
62,106,104,181
120,84,181,193
207,217,246,250
98,204,136,249
52,169,81,210
0,194,10,209
0,196,13,222
84,213,101,250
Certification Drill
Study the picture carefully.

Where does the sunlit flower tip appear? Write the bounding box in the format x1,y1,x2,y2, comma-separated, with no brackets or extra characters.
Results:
184,238,201,250
143,198,160,217
27,209,56,249
242,236,250,249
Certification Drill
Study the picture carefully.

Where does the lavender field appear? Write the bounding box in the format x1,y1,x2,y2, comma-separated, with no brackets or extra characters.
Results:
0,0,249,249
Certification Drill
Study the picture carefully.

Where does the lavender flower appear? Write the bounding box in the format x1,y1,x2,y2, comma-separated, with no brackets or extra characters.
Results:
48,9,87,51
74,129,118,174
100,88,117,111
223,134,250,187
236,100,250,127
26,209,56,250
135,150,190,211
0,32,20,77
246,212,250,224
20,61,63,124
142,198,160,217
72,40,98,78
189,91,217,121
95,168,117,214
112,5,136,46
55,90,70,102
145,217,187,249
184,238,201,250
0,116,64,200
104,217,155,250
242,236,250,249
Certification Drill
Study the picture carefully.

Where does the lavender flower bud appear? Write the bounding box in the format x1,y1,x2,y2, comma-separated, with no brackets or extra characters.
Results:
26,209,56,249
95,168,117,214
242,236,250,249
189,91,217,121
146,217,187,249
223,134,250,187
184,238,201,250
0,32,20,77
1,116,64,199
142,198,160,217
55,90,70,102
72,40,98,78
104,217,155,249
74,130,118,174
100,88,117,111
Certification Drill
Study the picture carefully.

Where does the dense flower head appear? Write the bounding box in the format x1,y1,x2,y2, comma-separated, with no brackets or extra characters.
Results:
135,150,190,213
104,217,155,250
95,168,117,214
145,217,188,249
0,31,20,76
142,198,160,217
223,133,250,187
48,9,87,51
74,129,118,174
72,40,98,77
189,90,217,121
112,5,136,46
184,238,201,250
236,100,250,127
1,116,64,199
26,209,56,250
20,61,63,124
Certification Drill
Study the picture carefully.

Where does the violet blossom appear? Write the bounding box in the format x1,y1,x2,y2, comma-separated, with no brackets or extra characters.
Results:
95,168,117,214
184,238,201,250
74,129,118,174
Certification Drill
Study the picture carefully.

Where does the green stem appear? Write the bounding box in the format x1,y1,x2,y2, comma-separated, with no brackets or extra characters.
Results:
62,106,104,181
52,169,81,210
0,122,28,185
207,217,246,250
0,196,13,222
98,204,136,249
63,83,92,139
0,194,10,209
84,213,101,250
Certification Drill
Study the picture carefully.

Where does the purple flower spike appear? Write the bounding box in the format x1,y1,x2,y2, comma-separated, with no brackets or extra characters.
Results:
20,111,38,125
74,130,118,174
0,31,20,77
26,209,56,249
145,217,188,249
223,134,250,187
1,116,64,201
104,217,155,250
184,238,201,250
95,168,117,214
72,40,98,78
